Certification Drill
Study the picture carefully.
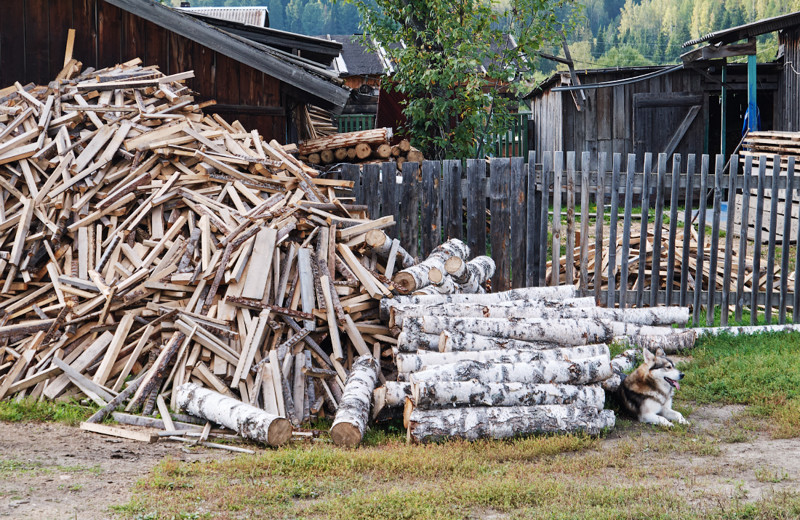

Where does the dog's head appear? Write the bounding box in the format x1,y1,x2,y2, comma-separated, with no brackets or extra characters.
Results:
642,347,684,392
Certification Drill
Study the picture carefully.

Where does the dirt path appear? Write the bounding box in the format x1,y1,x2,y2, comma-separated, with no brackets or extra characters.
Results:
0,422,227,520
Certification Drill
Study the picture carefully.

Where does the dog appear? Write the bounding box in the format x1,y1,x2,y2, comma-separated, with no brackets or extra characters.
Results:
617,347,689,427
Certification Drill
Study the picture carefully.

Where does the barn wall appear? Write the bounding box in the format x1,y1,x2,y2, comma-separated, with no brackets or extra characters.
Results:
531,87,563,155
780,28,800,132
0,0,287,141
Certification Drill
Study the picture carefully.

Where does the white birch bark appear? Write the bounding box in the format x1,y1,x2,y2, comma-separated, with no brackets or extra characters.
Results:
365,229,415,268
383,381,412,407
408,355,613,385
408,405,616,442
411,381,606,410
438,330,569,352
696,323,800,336
601,349,641,393
393,238,470,293
621,330,698,354
396,344,610,374
396,331,441,352
454,256,496,292
175,383,292,446
330,355,380,447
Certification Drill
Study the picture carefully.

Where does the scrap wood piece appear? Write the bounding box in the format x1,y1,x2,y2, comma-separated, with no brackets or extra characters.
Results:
80,421,158,443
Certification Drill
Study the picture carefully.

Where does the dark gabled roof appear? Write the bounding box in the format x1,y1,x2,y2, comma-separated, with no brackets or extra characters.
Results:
682,11,800,48
322,35,389,76
103,0,350,110
189,13,343,66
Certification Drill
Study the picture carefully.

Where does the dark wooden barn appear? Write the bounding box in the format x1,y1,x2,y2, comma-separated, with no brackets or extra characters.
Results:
0,0,350,143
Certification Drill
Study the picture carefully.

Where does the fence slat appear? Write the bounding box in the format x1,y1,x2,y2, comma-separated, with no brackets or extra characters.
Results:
340,163,361,205
706,155,724,326
594,153,607,303
442,159,463,241
636,153,652,308
421,160,440,258
721,158,738,327
380,162,398,238
765,156,780,325
794,157,800,323
466,159,486,259
400,162,420,259
692,155,709,326
680,155,696,308
362,164,380,220
650,154,666,308
490,158,511,291
526,152,540,287
551,152,563,287
580,151,590,292
539,153,552,287
666,154,682,305
620,154,635,310
780,158,796,324
565,152,576,287
607,154,621,307
751,159,767,325
735,157,753,323
510,157,527,289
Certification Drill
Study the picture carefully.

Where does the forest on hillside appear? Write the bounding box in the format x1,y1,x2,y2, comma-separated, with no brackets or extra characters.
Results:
171,0,800,74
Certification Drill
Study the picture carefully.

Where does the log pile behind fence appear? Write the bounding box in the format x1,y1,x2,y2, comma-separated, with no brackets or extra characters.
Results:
344,151,799,326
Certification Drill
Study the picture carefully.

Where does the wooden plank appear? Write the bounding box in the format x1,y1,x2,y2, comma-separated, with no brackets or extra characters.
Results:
680,155,696,308
636,153,652,307
564,152,575,288
421,160,440,258
664,154,682,305
525,152,540,287
490,158,511,291
442,159,463,241
466,159,486,263
780,158,796,324
579,151,590,292
736,157,753,323
721,157,739,327
93,313,136,387
362,164,380,219
52,356,114,406
400,162,419,259
44,331,114,399
750,159,767,325
692,155,710,326
607,154,621,307
380,162,398,238
594,153,606,302
619,154,635,309
320,275,343,361
80,422,157,443
764,156,780,324
551,152,563,287
706,155,724,326
510,157,526,289
539,153,551,287
648,154,666,308
241,227,277,300
340,163,361,204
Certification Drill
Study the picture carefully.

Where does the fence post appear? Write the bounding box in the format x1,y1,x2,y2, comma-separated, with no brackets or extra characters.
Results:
750,158,767,325
680,155,696,308
666,154,682,306
362,164,381,219
650,154,666,308
692,155,710,326
526,151,540,287
421,160,441,258
721,157,738,326
400,162,420,260
380,162,398,238
490,158,511,291
551,152,563,287
620,154,635,309
707,154,724,326
466,159,486,259
765,155,781,324
607,153,621,308
510,157,527,289
579,151,591,293
442,159,463,241
594,153,607,303
340,163,361,205
565,152,576,287
539,152,552,287
735,156,753,323
636,153,652,308
780,158,796,324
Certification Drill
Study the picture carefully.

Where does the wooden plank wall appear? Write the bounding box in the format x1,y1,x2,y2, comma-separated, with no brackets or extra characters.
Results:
0,0,287,141
353,152,799,325
780,28,800,132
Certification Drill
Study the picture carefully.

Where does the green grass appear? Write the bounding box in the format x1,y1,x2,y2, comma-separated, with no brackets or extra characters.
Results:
0,398,96,426
679,331,800,438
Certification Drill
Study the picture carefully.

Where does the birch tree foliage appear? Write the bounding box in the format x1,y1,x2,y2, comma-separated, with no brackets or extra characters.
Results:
346,0,578,160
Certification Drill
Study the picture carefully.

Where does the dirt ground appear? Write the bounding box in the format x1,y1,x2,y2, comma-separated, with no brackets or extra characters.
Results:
1,404,799,520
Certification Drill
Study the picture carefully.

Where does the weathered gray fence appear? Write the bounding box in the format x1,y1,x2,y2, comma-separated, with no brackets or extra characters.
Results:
337,150,799,326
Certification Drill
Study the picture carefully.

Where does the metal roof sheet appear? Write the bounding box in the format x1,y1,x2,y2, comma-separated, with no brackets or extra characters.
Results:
682,11,800,48
180,7,268,28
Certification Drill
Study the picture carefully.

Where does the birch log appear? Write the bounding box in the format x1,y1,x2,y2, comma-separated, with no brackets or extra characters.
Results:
365,229,415,269
438,330,561,353
396,331,441,352
623,330,698,354
454,256,495,292
396,344,610,374
393,239,470,293
408,356,612,385
330,355,380,447
372,381,412,418
411,381,606,410
175,383,292,446
408,405,616,442
601,349,641,393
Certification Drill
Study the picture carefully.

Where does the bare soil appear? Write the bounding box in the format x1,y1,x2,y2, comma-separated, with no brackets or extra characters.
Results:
1,404,799,519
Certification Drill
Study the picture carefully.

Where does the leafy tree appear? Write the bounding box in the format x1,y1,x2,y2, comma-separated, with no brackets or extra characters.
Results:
346,0,577,160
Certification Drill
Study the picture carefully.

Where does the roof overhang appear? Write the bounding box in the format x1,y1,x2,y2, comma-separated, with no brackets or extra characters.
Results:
682,11,800,48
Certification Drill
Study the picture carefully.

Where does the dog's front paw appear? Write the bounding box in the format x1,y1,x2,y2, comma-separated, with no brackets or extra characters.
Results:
641,414,674,427
675,415,690,426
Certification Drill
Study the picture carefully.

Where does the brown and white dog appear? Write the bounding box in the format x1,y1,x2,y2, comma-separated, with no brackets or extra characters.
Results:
617,347,689,427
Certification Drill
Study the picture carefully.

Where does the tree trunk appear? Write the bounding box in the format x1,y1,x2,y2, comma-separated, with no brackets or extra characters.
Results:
408,405,615,442
393,238,470,293
334,148,348,161
298,127,392,155
411,381,606,410
175,383,292,447
330,355,380,447
375,143,392,158
438,330,560,352
623,330,697,354
408,356,612,386
396,330,441,352
355,142,372,160
366,229,414,269
454,256,495,292
396,344,610,374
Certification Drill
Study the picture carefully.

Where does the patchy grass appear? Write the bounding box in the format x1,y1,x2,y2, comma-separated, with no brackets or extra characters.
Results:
0,398,95,426
679,331,800,438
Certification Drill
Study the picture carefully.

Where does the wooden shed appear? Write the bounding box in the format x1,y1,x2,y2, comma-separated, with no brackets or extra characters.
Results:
0,0,350,143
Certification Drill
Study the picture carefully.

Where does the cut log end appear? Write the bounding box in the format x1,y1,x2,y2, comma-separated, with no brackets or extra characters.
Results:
267,417,294,446
330,422,363,447
355,143,372,160
393,271,416,294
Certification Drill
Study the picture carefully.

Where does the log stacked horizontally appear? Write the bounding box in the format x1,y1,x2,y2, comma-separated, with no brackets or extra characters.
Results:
297,129,424,170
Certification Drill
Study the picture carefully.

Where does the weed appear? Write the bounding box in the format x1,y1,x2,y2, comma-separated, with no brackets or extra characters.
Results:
754,466,790,483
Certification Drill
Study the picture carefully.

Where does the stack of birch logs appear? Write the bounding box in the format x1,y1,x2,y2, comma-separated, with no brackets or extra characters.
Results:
0,58,414,447
376,285,695,443
297,128,424,170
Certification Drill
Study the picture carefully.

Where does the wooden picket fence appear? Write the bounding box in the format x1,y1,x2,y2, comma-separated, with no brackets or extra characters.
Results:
337,150,800,326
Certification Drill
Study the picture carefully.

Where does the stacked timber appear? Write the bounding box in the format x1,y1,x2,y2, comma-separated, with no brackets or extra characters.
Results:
740,131,800,173
297,129,424,170
0,58,411,446
376,285,694,443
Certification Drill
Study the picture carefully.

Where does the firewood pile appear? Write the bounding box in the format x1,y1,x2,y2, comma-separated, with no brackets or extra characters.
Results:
0,58,416,447
298,128,424,170
548,225,790,297
376,282,695,443
741,131,800,172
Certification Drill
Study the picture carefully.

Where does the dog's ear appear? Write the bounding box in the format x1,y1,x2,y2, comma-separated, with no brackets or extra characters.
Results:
655,347,666,357
642,347,654,364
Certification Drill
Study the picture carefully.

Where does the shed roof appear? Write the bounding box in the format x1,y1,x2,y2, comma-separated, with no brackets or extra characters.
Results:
103,0,350,110
682,11,800,48
323,35,388,76
179,6,268,27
